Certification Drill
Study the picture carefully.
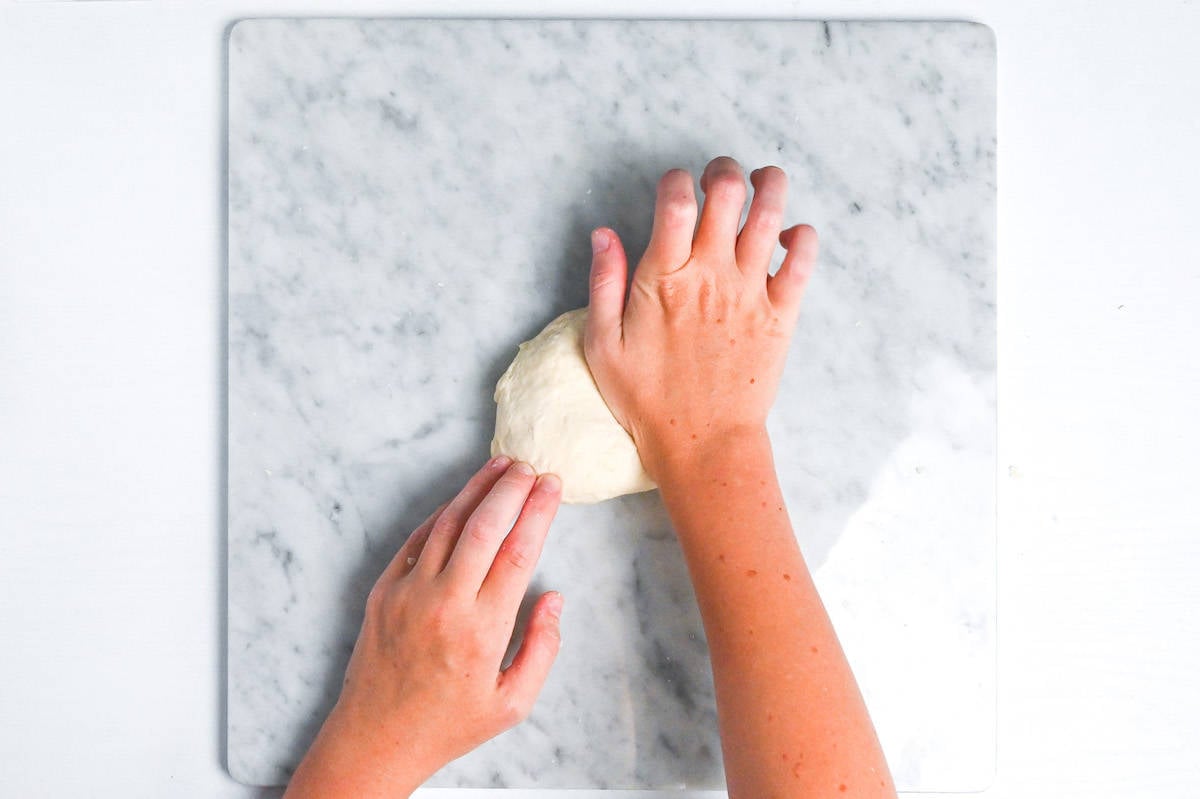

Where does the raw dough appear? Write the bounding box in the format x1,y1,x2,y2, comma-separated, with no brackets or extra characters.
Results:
491,308,656,504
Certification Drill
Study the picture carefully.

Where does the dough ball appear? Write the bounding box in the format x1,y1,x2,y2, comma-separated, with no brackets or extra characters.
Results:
491,308,655,504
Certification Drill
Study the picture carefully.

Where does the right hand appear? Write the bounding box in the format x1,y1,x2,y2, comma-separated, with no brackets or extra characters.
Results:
284,456,564,798
582,156,819,479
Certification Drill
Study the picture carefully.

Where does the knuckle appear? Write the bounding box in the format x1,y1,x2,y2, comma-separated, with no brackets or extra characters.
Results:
589,270,622,295
654,275,689,309
469,627,494,657
465,519,496,546
424,601,457,638
696,279,716,314
429,514,459,541
541,618,562,645
746,206,783,232
499,542,532,571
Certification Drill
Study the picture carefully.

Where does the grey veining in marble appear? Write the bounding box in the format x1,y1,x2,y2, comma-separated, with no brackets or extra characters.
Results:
227,19,996,790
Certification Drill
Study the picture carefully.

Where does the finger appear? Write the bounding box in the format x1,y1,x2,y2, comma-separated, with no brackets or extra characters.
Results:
417,455,513,576
479,472,562,613
693,156,748,261
585,228,628,352
767,224,820,319
735,166,788,277
638,168,698,276
442,461,539,592
378,500,450,583
498,590,564,722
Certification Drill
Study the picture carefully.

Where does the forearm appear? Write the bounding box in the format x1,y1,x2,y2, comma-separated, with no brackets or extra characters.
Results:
652,427,895,799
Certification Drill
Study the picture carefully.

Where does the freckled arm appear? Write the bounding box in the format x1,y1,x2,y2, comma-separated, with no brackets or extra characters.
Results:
653,426,896,799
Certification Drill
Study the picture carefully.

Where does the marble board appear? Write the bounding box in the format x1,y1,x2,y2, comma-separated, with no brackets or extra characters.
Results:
227,18,996,790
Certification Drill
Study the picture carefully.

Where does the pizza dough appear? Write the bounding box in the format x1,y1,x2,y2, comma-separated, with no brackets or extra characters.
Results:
491,308,656,504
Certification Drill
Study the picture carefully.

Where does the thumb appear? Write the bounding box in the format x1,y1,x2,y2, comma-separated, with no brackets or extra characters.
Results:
499,591,563,720
585,228,627,353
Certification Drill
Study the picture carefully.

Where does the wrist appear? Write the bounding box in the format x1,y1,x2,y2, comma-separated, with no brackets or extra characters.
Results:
285,702,433,799
640,423,771,487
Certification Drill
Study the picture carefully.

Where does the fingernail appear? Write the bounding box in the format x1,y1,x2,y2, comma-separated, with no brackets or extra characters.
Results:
537,473,561,493
491,455,513,470
512,460,536,476
591,228,610,254
547,592,564,619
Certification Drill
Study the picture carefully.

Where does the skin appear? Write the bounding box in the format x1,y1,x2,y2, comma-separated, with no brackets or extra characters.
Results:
586,157,896,798
284,458,565,798
285,156,896,799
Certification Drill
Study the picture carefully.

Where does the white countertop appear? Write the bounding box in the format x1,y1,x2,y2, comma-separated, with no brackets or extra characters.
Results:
1,1,1197,797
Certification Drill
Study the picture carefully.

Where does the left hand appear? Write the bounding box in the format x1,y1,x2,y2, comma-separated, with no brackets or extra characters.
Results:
284,456,565,798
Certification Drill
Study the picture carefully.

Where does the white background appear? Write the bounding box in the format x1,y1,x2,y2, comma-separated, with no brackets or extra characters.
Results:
1,0,1197,797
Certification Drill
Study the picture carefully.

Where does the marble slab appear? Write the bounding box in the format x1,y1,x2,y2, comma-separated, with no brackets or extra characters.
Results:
227,18,996,790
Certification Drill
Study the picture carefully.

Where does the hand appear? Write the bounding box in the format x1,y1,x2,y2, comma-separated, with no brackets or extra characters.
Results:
583,156,819,479
284,456,564,799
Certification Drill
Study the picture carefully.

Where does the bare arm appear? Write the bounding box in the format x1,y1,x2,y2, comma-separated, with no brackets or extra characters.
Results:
655,428,893,798
585,157,896,798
